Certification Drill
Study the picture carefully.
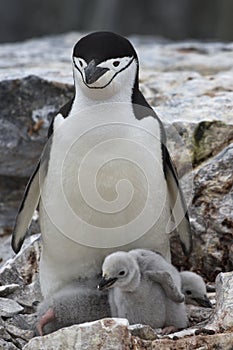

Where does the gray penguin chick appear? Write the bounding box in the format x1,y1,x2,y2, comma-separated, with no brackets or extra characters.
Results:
180,271,212,308
129,249,185,303
99,250,188,330
36,281,110,336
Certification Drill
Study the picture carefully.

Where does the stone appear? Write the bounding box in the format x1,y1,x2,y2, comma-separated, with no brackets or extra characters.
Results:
0,284,20,297
206,271,233,332
0,235,41,285
138,41,233,74
4,323,34,342
165,120,233,177
171,144,233,279
151,332,233,350
0,234,42,333
0,262,24,286
0,75,74,179
0,297,24,317
129,324,159,340
23,318,139,350
0,339,19,350
186,305,213,327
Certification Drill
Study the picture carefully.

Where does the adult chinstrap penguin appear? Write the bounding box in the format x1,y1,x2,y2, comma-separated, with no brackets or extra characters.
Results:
12,31,192,299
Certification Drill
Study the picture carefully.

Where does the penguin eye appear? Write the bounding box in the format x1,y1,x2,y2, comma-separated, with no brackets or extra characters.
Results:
113,60,120,67
79,60,83,67
186,290,192,295
119,270,126,276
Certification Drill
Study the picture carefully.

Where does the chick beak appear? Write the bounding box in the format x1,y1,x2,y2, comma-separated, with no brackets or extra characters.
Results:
84,60,109,85
98,276,118,291
194,295,213,308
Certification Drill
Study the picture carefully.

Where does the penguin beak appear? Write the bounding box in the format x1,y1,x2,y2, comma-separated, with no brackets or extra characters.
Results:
98,276,118,291
84,60,109,85
193,295,213,308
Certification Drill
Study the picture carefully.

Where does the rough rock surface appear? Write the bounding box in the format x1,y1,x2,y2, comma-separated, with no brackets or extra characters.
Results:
0,237,41,349
172,144,233,280
207,272,233,331
23,318,135,350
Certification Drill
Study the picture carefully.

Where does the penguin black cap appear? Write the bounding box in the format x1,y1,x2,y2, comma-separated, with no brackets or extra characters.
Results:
73,31,138,64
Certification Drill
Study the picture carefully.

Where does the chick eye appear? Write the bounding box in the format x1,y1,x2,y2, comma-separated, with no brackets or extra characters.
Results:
119,270,125,276
186,290,192,295
113,60,120,67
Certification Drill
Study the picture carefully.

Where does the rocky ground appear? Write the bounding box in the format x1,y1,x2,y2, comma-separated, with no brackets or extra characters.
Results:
0,33,232,349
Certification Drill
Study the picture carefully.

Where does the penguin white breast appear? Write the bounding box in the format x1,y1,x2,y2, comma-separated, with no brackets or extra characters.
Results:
41,102,167,250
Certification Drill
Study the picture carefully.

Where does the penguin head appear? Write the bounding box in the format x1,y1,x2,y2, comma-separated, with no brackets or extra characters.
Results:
98,251,140,291
180,271,212,308
72,32,139,99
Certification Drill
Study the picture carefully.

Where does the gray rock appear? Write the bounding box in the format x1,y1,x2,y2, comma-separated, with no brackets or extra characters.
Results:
23,318,136,350
0,235,41,286
0,262,24,288
171,144,233,279
129,323,159,340
138,41,233,74
165,120,233,177
0,75,74,179
207,271,233,332
152,332,233,350
186,304,213,327
0,284,20,297
0,339,19,350
0,298,24,317
4,322,34,342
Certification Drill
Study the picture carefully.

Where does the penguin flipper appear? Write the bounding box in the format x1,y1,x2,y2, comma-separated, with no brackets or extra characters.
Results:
11,159,46,253
145,270,184,303
163,146,192,255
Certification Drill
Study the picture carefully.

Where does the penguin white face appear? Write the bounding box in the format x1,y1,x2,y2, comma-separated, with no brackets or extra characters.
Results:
73,56,135,89
180,271,212,308
98,252,140,291
72,32,138,98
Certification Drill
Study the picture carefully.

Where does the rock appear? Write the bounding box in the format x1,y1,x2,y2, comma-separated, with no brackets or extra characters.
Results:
165,120,233,177
186,304,213,327
207,271,233,332
0,234,41,286
0,237,41,349
0,298,24,317
171,144,233,279
0,234,42,330
138,41,233,74
23,318,139,350
151,332,233,350
0,75,74,179
129,323,159,340
0,284,20,297
0,339,19,350
1,237,42,313
4,322,34,342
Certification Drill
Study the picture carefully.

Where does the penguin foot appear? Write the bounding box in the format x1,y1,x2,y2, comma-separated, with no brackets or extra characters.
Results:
36,307,55,336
